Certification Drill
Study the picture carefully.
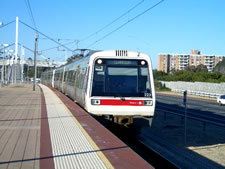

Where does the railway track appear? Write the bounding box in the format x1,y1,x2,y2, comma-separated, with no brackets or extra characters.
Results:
59,90,225,168
94,116,177,169
156,98,225,128
94,102,225,168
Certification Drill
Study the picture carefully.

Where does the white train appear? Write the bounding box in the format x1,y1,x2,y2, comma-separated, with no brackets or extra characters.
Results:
41,50,155,124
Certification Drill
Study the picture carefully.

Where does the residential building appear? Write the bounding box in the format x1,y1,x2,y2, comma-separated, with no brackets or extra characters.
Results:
158,50,224,73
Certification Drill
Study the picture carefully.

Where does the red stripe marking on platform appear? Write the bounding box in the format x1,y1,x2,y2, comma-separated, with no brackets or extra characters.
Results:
50,87,153,169
100,99,144,106
40,87,55,169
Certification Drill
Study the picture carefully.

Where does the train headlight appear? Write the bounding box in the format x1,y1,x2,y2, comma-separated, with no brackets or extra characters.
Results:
97,59,103,64
141,60,146,65
91,99,101,105
144,100,153,106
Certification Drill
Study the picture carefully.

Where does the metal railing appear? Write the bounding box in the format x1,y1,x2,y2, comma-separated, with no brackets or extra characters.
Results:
171,89,222,98
160,81,225,98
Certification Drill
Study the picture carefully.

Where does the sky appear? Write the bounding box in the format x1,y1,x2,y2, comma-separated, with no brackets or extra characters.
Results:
0,0,225,69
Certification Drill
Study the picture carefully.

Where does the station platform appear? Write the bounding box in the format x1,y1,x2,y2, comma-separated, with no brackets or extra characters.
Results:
0,84,153,169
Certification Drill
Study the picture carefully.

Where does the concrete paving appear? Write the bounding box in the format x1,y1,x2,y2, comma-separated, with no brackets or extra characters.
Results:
0,84,154,169
0,84,41,169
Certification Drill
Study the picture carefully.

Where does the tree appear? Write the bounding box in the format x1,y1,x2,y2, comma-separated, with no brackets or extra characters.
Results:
153,71,168,80
184,65,196,72
214,58,225,75
153,69,225,83
170,68,177,75
196,64,208,72
28,68,34,78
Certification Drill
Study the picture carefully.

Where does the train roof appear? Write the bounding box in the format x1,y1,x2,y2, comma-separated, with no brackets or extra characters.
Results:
86,50,102,57
41,49,151,74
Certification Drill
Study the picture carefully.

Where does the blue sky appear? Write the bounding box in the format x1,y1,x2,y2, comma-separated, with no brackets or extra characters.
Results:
0,0,225,68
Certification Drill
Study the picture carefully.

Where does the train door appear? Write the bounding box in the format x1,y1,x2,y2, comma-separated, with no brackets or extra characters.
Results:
62,67,65,93
59,71,63,91
54,71,58,89
74,66,80,102
82,67,89,107
63,69,68,94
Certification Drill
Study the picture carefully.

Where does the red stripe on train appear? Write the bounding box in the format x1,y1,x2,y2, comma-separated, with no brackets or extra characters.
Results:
100,99,144,106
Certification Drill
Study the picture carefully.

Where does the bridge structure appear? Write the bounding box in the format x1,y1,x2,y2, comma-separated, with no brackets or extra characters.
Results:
0,58,66,86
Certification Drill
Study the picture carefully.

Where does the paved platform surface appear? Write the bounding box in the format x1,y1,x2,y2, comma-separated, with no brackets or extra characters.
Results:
0,84,153,169
0,84,41,169
40,84,109,169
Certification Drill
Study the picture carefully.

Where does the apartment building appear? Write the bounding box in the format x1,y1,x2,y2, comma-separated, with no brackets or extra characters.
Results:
158,50,224,73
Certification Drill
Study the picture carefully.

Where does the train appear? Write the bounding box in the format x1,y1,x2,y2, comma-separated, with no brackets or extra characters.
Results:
41,50,155,124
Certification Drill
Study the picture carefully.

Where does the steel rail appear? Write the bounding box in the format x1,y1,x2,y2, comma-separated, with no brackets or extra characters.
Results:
156,106,225,128
156,102,225,122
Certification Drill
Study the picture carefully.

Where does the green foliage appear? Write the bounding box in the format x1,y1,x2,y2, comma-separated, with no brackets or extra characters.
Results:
24,67,46,78
184,65,196,72
154,69,225,83
196,64,208,72
28,68,34,78
153,70,168,80
214,58,225,75
184,64,208,73
154,80,171,91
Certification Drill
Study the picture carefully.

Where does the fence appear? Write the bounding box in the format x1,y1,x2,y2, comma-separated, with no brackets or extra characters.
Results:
161,81,225,98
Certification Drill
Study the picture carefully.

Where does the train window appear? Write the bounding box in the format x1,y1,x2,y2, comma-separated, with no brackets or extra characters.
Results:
59,72,63,80
76,68,87,89
67,70,75,84
91,59,151,97
107,67,138,95
139,67,151,96
55,73,58,81
84,67,89,94
76,72,81,88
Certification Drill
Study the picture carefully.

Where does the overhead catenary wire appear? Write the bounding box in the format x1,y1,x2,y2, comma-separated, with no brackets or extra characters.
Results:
0,42,49,60
0,20,16,29
82,0,145,41
87,0,165,48
24,0,37,30
23,1,74,59
0,43,15,52
39,40,79,52
18,43,50,61
18,43,34,53
39,37,78,41
19,20,73,52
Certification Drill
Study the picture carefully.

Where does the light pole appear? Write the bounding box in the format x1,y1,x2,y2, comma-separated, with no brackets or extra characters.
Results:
5,49,14,84
33,32,38,91
14,16,19,84
21,45,24,83
0,44,9,87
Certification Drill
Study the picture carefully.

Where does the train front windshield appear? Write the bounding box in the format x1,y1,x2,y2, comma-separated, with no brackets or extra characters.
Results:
91,59,152,98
